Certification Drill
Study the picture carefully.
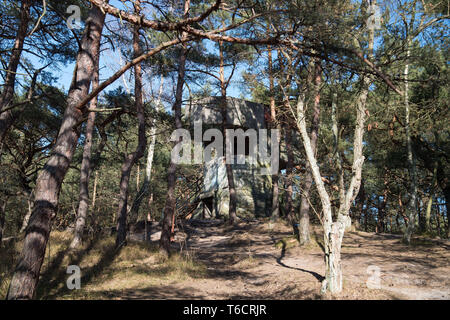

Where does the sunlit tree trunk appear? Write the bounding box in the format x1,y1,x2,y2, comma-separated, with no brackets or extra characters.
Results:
299,60,321,245
403,43,418,244
219,40,238,225
129,76,164,223
268,47,280,220
425,163,437,233
160,0,190,255
377,172,388,233
294,11,373,291
116,0,147,248
70,53,100,249
6,4,107,299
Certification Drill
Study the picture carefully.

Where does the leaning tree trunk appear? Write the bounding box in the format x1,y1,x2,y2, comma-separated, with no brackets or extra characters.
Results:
299,60,321,245
159,0,190,255
6,5,107,300
69,54,100,249
0,0,31,150
115,0,147,248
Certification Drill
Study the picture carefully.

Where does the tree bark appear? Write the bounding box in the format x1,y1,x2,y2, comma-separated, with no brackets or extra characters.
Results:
425,163,438,233
435,203,441,236
0,197,9,243
294,6,373,291
6,4,107,300
129,76,164,223
284,125,294,223
116,0,147,248
358,180,367,231
0,0,31,149
403,44,419,244
268,47,280,220
299,60,321,245
219,40,238,225
70,52,100,249
295,94,335,291
159,0,190,255
377,172,388,233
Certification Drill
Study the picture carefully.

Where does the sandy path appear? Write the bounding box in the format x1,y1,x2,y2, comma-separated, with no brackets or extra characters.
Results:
156,219,450,300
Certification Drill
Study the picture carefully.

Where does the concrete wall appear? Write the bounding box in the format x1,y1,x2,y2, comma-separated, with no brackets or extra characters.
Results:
186,97,273,218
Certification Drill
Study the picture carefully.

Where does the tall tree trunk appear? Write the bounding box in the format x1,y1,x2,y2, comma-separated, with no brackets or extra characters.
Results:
70,53,100,249
356,179,366,231
403,44,418,244
398,193,408,227
159,0,190,255
284,125,294,223
299,60,321,245
377,172,388,233
129,76,164,223
0,0,31,148
294,6,373,291
116,0,147,248
219,40,238,225
425,163,438,233
6,5,107,300
324,73,369,293
295,94,334,291
268,47,280,220
435,203,441,236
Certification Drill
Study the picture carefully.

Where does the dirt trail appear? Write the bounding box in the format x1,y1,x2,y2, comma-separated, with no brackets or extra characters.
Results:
102,219,450,300
158,219,450,300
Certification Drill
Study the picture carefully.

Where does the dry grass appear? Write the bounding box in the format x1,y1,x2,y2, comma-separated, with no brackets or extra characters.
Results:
0,231,207,300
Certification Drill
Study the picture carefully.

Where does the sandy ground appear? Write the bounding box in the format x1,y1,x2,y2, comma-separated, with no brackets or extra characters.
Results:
119,219,450,300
